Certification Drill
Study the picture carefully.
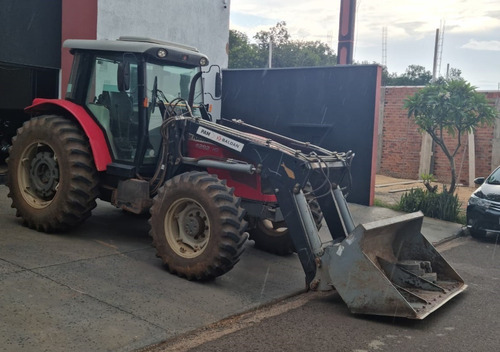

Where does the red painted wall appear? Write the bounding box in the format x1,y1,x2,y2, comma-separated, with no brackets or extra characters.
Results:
60,0,97,97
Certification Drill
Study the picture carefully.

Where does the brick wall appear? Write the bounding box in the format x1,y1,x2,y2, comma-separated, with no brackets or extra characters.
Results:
379,87,422,179
378,88,500,185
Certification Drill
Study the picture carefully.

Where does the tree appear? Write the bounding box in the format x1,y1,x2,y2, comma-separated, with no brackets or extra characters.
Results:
228,22,337,69
272,41,337,67
228,30,265,69
405,78,498,193
447,67,463,80
382,65,462,86
385,65,432,86
254,21,291,50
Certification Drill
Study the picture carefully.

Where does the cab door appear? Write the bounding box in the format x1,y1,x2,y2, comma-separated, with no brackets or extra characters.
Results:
85,53,140,163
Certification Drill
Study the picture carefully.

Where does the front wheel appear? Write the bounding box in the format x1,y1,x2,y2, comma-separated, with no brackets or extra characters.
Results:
6,115,99,232
150,171,248,280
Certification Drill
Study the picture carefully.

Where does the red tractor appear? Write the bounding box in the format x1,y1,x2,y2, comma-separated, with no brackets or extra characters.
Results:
6,37,466,319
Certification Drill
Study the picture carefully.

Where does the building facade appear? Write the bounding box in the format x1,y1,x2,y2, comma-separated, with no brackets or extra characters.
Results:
0,0,230,164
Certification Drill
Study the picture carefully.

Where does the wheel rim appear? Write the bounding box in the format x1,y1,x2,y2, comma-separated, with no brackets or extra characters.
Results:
17,142,59,209
258,219,288,236
165,198,210,258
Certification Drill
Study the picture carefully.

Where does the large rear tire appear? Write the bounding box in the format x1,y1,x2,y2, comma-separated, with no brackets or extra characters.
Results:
150,171,248,280
6,115,99,232
249,187,323,255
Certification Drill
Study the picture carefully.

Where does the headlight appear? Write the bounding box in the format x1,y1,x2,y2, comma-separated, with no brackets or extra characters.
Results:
468,194,491,208
199,57,208,66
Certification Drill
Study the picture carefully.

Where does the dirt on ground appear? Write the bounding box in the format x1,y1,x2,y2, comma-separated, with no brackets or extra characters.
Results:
375,174,477,211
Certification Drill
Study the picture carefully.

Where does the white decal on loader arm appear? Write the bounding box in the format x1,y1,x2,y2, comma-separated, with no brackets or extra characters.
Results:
196,127,244,152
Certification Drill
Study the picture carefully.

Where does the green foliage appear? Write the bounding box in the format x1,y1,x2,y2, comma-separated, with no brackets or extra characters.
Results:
254,21,291,49
404,78,499,193
421,173,437,192
448,67,463,80
272,41,337,67
381,65,462,86
420,173,435,183
386,65,433,86
228,30,266,69
406,79,497,136
228,22,337,69
399,187,462,222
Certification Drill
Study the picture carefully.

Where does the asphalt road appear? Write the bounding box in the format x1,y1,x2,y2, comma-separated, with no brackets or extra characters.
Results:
149,236,500,352
0,181,478,352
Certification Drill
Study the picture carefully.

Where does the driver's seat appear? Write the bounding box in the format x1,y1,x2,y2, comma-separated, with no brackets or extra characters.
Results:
101,91,136,159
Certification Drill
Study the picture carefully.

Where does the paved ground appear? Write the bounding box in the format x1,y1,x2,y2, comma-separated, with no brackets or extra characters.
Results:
156,236,499,352
0,185,306,351
0,183,465,351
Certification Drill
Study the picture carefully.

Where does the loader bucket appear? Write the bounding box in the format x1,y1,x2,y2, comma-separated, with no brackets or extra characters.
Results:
324,211,467,319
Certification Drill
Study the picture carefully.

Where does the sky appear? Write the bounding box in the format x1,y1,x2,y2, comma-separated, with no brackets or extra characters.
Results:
229,0,500,90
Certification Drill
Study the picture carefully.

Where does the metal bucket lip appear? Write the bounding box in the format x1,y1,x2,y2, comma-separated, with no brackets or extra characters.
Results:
360,211,424,232
412,283,468,319
348,282,468,319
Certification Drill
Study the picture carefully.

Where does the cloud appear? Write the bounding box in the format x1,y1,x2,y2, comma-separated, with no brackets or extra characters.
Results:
231,0,500,43
230,0,500,89
462,39,500,51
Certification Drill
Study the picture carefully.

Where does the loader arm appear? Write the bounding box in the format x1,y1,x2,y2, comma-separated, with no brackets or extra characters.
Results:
164,116,466,319
162,116,353,283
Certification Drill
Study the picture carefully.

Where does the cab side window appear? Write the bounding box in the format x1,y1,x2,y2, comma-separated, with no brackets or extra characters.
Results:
86,55,139,162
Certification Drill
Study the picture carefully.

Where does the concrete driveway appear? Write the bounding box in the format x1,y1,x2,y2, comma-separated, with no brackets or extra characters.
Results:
0,185,305,351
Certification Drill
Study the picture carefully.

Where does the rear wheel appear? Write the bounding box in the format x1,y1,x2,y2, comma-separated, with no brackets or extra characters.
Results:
150,171,247,280
249,187,323,255
6,115,99,232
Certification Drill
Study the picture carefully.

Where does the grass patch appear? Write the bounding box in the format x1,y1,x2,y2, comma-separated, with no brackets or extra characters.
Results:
398,188,462,223
373,198,400,211
456,211,467,225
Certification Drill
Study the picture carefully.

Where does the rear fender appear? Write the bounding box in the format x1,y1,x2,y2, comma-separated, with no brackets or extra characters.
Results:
25,98,111,171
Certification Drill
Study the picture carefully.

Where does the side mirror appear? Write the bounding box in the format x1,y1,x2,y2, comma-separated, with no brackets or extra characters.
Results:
474,177,485,186
117,61,131,92
214,72,222,98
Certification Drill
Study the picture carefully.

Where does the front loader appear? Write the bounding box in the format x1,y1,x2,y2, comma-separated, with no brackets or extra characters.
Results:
6,37,466,319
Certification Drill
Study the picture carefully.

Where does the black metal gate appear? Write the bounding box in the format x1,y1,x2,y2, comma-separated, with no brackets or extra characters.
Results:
221,65,381,205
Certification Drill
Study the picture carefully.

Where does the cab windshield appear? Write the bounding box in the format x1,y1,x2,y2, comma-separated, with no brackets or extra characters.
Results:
145,62,203,162
146,62,203,122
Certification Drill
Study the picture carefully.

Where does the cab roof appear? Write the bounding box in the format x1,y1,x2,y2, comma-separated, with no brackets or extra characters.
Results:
63,37,209,66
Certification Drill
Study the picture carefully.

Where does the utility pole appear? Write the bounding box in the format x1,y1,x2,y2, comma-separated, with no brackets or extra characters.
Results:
432,28,439,81
419,28,440,177
437,20,445,76
268,40,273,68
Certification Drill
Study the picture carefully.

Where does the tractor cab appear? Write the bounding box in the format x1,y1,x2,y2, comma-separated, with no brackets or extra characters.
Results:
64,37,210,171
